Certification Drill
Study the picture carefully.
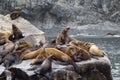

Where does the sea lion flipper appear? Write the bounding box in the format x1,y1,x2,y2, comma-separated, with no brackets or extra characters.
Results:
69,60,81,77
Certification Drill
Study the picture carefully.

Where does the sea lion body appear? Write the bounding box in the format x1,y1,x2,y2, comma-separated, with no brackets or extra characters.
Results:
56,45,90,61
22,48,72,62
10,11,20,20
56,27,73,45
1,40,33,67
69,41,104,57
0,40,15,63
34,55,54,76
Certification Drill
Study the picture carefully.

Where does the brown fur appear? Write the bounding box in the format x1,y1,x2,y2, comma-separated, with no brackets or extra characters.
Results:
69,41,104,57
22,47,72,64
10,11,20,20
11,24,24,40
14,40,33,58
0,31,12,40
1,40,33,67
57,45,90,62
56,27,73,45
22,47,81,75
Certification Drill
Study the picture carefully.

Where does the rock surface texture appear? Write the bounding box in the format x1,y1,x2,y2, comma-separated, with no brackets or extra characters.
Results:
0,55,113,80
0,14,46,45
0,14,113,80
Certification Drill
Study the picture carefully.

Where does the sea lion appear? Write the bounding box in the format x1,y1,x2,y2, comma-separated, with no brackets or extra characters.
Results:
34,55,54,75
69,41,105,57
42,39,56,48
56,45,90,62
1,40,33,68
28,55,54,80
10,11,20,20
10,24,24,41
56,27,73,45
30,57,46,65
0,40,15,64
22,47,81,75
0,31,12,40
14,40,34,59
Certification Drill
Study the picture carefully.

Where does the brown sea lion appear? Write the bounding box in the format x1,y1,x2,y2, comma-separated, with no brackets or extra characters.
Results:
56,45,90,62
14,40,34,59
22,47,81,75
56,27,74,45
1,40,34,68
0,31,12,40
69,41,105,57
10,11,20,20
10,24,24,41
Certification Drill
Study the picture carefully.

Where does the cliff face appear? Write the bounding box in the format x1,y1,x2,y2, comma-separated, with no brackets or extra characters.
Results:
0,0,120,36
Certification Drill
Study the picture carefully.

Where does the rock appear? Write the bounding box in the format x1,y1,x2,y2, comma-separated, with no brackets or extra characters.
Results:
0,14,46,46
1,55,112,80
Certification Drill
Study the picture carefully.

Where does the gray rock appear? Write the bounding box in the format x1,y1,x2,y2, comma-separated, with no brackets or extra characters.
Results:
0,14,46,46
3,55,112,80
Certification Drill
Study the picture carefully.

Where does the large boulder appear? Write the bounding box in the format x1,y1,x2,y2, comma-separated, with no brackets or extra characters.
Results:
0,14,46,46
0,55,112,80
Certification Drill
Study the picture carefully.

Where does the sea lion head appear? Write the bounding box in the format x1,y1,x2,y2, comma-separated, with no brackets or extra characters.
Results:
16,40,32,50
12,24,24,40
12,24,18,31
10,11,20,20
62,27,70,34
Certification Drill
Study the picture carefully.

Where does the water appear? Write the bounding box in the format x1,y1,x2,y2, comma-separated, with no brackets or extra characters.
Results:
49,36,120,80
75,36,120,80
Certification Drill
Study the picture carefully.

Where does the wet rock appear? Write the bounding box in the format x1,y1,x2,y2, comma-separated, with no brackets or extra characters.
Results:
3,55,113,80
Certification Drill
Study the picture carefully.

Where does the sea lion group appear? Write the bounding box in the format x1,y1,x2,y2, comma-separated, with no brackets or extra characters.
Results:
0,23,105,78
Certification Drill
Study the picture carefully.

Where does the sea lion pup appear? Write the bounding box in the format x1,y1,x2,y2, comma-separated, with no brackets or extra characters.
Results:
10,24,24,41
10,11,20,20
69,41,105,57
56,27,74,45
